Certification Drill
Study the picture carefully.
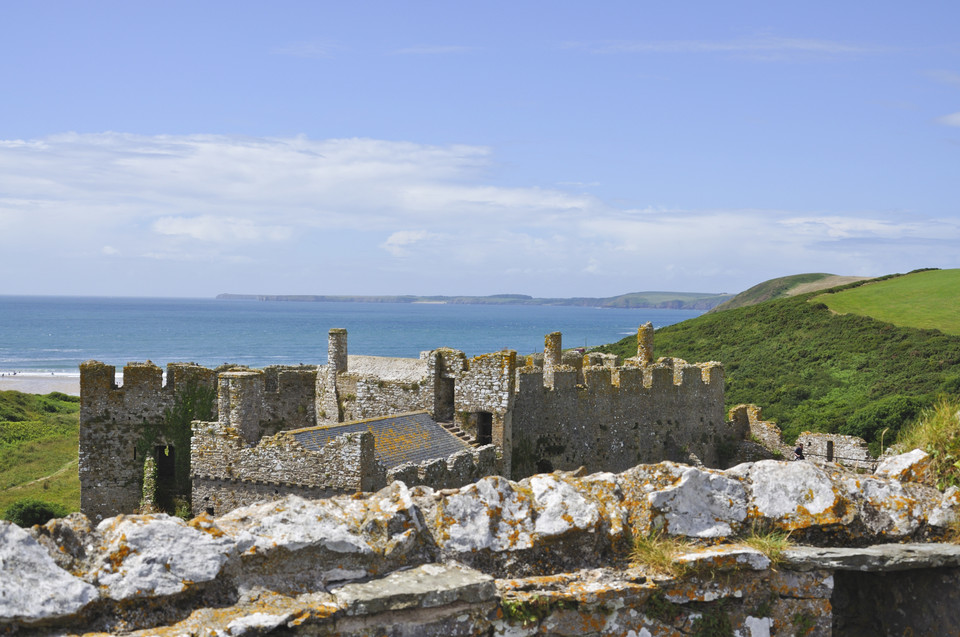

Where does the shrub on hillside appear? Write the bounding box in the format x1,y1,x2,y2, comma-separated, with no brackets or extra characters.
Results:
843,394,925,455
3,497,69,527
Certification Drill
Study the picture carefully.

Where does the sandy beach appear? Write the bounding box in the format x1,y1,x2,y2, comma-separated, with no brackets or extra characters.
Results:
0,375,81,396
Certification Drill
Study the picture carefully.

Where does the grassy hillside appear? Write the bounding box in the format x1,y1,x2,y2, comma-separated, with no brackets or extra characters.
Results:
595,277,960,454
709,273,871,313
0,391,80,514
819,268,960,336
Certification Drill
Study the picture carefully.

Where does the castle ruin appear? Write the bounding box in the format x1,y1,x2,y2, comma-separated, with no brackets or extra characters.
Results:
79,324,738,521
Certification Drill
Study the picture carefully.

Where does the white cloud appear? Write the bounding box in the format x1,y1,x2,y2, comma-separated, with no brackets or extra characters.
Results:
0,132,956,297
152,215,293,242
936,112,960,127
380,230,442,257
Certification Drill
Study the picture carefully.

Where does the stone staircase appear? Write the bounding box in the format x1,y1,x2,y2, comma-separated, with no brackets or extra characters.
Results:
437,421,477,447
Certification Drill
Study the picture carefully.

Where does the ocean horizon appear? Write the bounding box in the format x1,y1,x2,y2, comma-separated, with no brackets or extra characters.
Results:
0,295,704,377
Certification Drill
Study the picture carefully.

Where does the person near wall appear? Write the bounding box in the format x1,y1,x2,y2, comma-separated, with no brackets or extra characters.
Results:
794,442,805,460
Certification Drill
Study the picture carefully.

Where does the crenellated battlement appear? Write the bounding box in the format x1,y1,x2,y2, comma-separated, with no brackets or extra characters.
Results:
513,355,723,396
509,329,730,477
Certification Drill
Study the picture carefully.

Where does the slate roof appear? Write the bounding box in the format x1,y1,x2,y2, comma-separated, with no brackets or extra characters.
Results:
291,411,471,469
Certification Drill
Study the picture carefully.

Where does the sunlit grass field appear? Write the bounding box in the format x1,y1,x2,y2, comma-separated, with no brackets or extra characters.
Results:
0,391,80,514
819,269,960,336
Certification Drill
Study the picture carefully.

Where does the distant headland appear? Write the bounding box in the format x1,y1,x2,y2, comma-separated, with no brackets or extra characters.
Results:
216,291,734,310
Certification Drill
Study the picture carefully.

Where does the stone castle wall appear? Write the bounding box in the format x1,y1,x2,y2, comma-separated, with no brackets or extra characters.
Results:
190,420,380,516
798,432,875,470
728,404,879,470
510,352,730,477
78,360,216,523
336,373,433,422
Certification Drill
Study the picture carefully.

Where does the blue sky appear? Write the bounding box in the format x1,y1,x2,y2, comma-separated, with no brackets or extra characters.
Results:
1,1,958,297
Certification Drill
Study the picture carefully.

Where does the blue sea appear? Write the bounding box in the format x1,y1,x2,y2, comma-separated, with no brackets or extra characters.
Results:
0,296,703,377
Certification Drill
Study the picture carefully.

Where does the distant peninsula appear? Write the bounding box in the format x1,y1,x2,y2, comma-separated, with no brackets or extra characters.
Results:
216,291,734,310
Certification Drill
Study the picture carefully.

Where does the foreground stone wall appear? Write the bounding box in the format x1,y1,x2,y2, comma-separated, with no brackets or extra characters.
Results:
9,451,960,635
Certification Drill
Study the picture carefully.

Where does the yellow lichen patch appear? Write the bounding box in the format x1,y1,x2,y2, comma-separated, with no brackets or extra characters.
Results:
105,533,135,573
187,513,225,538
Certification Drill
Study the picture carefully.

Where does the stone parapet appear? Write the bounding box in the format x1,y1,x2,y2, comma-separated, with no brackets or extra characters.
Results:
12,452,960,634
387,445,500,490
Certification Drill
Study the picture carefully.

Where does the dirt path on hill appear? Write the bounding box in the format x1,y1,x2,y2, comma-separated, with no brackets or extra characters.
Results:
8,458,78,490
788,275,872,296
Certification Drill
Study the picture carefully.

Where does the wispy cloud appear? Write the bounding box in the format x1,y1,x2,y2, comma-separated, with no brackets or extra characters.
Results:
926,70,960,87
568,35,878,60
272,40,342,58
936,112,960,127
391,45,473,55
152,215,293,243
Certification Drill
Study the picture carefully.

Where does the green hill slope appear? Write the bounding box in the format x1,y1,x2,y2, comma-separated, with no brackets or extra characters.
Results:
819,268,960,336
709,273,871,313
596,278,960,454
0,391,80,514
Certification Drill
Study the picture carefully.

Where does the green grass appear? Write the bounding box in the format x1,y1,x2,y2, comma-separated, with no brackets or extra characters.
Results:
0,391,81,514
741,523,792,567
819,268,960,336
630,530,693,577
596,272,960,453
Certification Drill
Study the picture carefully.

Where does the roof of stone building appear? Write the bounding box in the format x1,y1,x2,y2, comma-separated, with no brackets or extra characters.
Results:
292,411,471,469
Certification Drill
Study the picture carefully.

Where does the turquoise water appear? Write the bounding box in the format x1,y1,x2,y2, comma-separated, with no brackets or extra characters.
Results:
0,296,703,375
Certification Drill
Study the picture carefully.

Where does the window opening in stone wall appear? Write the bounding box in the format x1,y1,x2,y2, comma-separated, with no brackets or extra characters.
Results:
477,411,493,446
154,445,177,511
827,440,834,462
437,377,455,421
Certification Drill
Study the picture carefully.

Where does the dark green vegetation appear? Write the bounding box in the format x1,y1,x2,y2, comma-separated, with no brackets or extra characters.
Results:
596,274,960,454
0,391,80,513
708,273,870,313
217,290,734,310
820,268,960,336
3,497,69,527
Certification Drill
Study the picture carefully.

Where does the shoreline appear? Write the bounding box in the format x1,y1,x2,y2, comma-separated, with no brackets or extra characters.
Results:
0,374,81,396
